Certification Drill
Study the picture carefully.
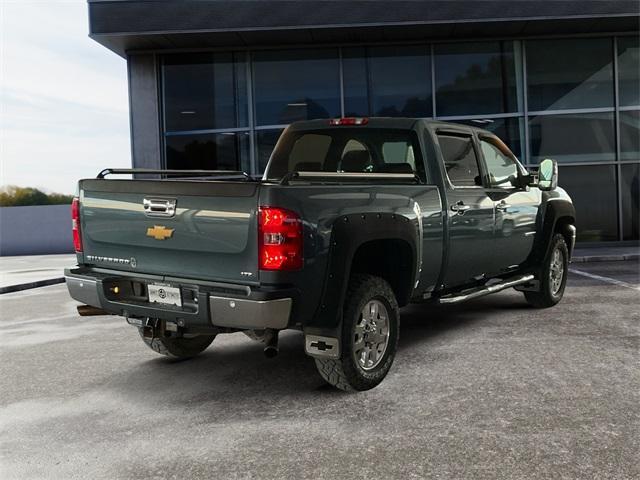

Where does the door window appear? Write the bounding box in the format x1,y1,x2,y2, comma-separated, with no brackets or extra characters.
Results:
437,134,482,187
480,138,520,188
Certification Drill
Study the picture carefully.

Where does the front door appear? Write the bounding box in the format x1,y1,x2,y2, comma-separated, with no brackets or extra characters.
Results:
436,131,496,287
478,136,540,271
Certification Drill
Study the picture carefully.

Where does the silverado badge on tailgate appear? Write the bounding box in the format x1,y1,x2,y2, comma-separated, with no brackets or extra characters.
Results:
146,225,174,240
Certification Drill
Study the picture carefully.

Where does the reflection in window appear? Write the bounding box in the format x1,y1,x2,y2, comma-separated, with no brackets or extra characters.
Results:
559,165,618,242
529,113,615,163
438,134,481,187
480,139,519,188
620,110,640,161
163,53,247,132
453,117,525,162
618,36,640,107
343,46,432,118
256,129,284,173
435,41,523,116
621,163,640,240
165,133,250,172
526,38,613,111
253,49,340,125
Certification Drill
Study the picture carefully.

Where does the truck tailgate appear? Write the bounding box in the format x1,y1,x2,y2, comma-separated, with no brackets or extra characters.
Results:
78,179,259,284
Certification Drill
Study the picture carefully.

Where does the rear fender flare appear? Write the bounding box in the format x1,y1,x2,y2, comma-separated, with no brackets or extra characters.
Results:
309,212,418,335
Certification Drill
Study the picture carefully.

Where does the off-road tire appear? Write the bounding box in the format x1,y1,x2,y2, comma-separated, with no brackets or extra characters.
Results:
315,274,399,392
139,330,215,359
524,233,569,308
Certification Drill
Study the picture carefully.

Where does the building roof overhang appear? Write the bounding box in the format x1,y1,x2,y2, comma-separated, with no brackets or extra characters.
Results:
87,0,640,57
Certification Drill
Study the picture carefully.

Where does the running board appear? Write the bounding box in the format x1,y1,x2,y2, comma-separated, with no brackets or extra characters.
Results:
438,274,535,305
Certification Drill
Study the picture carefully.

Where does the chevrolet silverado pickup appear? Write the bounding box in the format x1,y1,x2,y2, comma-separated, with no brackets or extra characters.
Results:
66,117,576,391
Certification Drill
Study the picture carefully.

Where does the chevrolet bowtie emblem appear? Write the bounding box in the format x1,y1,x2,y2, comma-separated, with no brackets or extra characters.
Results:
146,225,174,240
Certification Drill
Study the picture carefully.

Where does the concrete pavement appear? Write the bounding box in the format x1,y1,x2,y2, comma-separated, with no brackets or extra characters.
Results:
0,254,75,293
0,261,638,479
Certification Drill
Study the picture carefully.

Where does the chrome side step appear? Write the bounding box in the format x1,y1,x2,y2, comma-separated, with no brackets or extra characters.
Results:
438,274,535,305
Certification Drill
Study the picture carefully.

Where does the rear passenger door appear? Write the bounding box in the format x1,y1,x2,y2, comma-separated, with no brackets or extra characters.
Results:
478,136,540,271
436,131,495,287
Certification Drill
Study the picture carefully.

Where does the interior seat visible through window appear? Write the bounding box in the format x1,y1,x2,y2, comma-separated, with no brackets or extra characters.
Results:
340,150,372,172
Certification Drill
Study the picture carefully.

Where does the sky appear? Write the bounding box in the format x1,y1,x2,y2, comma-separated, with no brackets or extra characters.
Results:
1,0,131,194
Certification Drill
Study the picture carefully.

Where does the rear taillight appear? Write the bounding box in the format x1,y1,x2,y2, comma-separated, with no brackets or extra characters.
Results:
258,207,302,271
71,197,82,252
328,117,368,126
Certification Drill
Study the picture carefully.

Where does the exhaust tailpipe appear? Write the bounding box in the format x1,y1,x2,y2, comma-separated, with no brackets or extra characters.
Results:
263,329,279,358
77,305,110,316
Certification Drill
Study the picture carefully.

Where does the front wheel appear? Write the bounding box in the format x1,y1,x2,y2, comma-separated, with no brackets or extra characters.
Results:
315,274,399,392
139,329,216,359
524,233,569,308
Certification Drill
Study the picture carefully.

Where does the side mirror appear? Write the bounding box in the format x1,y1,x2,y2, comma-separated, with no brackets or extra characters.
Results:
538,158,558,191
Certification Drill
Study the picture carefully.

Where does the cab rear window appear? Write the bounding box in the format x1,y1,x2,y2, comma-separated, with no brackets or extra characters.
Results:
265,128,425,181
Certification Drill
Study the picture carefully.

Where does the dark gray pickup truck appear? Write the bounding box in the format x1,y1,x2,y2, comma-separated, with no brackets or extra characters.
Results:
66,117,575,391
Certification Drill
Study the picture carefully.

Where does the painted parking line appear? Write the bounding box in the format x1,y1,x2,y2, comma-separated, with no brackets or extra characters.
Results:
569,268,640,291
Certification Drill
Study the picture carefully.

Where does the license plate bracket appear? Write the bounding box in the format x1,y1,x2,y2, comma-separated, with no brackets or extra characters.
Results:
148,284,182,307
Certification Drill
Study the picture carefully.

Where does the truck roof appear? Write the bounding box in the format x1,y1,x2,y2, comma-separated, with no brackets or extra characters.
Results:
288,117,496,137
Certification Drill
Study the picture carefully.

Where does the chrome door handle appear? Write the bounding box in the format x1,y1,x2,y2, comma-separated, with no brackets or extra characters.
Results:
450,202,470,214
496,201,511,212
143,198,177,217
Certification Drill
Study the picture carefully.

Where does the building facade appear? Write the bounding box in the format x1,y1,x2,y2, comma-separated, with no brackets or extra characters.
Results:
88,0,639,243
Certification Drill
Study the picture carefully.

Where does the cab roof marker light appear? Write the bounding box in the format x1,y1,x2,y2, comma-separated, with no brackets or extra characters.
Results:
328,117,369,126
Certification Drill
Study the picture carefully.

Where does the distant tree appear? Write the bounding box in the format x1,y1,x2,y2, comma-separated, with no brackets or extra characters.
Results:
0,186,74,206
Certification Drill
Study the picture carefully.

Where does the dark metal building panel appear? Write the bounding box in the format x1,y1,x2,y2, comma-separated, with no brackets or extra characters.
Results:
88,1,639,34
128,54,162,169
88,0,639,56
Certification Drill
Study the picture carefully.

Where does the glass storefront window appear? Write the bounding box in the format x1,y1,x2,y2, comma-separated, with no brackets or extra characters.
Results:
253,49,340,126
617,36,640,107
559,165,618,242
163,53,247,132
165,132,250,172
620,110,640,161
435,41,523,116
256,129,284,173
343,45,432,118
529,112,615,163
621,163,640,240
526,38,614,111
452,117,525,162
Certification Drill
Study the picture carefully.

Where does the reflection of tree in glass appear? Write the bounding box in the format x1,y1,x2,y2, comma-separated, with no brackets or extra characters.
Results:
376,97,429,117
437,54,516,114
167,136,238,170
277,97,330,124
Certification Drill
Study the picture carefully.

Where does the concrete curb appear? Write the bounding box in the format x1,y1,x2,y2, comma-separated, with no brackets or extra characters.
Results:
0,277,65,295
572,253,639,263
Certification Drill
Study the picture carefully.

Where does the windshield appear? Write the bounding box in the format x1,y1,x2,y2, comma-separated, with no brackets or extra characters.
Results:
264,128,425,181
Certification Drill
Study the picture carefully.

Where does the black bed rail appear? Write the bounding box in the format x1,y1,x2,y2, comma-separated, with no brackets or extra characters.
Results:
96,168,251,180
279,171,420,185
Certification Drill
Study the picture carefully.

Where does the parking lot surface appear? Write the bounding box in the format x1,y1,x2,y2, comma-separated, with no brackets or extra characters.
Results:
1,260,638,479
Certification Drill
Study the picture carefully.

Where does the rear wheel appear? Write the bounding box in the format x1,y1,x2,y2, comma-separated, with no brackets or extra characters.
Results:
524,233,569,308
139,329,215,359
315,274,399,392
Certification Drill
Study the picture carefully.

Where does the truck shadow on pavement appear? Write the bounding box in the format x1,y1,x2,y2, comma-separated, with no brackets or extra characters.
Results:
106,294,532,404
